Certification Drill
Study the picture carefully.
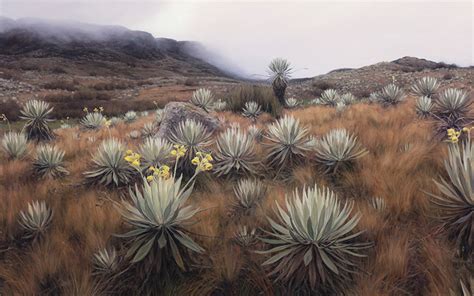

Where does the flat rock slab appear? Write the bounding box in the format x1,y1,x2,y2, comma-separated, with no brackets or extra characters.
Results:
156,102,220,139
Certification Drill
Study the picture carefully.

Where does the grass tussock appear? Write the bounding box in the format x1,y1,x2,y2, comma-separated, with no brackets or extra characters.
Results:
0,96,471,295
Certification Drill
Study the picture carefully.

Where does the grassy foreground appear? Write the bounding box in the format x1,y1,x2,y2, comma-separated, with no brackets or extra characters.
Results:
0,97,471,295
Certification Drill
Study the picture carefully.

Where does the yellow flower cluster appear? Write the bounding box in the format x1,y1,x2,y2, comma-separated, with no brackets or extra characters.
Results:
146,165,171,182
192,152,213,171
83,106,104,113
124,150,141,167
171,145,187,159
447,127,472,143
103,118,112,128
447,128,461,143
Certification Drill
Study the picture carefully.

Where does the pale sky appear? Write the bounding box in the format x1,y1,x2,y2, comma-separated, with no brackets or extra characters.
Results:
1,0,473,77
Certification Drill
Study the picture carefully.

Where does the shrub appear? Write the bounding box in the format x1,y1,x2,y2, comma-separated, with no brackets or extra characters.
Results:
227,84,282,117
415,96,434,118
190,88,215,112
141,122,157,138
319,89,340,107
117,176,204,269
314,128,368,174
285,97,302,109
18,200,53,240
268,58,292,106
139,137,173,170
84,139,135,187
92,248,119,275
377,84,406,106
411,77,439,97
123,111,137,123
429,137,473,258
214,127,258,177
259,184,370,290
264,115,311,170
212,100,227,112
232,178,267,214
435,88,470,118
242,101,262,121
1,132,28,159
247,125,263,142
20,99,55,141
33,145,69,178
80,112,105,130
340,93,356,105
233,225,257,247
169,119,213,161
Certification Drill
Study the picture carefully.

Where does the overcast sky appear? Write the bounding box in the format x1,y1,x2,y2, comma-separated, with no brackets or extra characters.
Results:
1,0,472,77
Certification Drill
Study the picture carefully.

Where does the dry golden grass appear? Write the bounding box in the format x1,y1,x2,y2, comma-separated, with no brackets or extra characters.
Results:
0,98,471,295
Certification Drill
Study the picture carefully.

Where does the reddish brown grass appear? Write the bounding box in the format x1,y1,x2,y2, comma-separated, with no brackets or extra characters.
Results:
0,98,469,295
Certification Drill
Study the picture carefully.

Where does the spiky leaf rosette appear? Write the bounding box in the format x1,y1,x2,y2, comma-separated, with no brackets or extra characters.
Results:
190,88,215,112
139,137,173,170
285,97,302,109
80,112,105,130
368,92,380,104
232,178,267,214
320,89,340,107
141,122,158,138
247,125,263,142
242,101,263,121
214,127,258,177
259,185,370,290
411,76,440,97
340,93,356,105
92,247,119,275
124,111,137,123
268,58,292,105
155,109,164,125
18,200,53,239
435,88,471,119
429,137,474,258
314,128,368,173
377,84,405,106
416,96,434,118
169,119,213,161
117,176,204,270
33,145,69,178
20,99,54,141
212,99,227,111
234,225,257,247
263,115,311,170
1,131,28,159
84,139,135,187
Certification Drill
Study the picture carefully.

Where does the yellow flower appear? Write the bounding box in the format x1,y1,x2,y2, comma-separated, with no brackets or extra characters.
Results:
126,150,133,155
161,165,170,172
447,128,455,135
462,127,470,133
148,166,157,172
99,106,104,112
203,162,213,171
191,157,200,165
124,155,134,162
171,145,187,158
170,150,177,156
131,159,140,167
206,153,213,161
83,107,88,112
146,175,154,182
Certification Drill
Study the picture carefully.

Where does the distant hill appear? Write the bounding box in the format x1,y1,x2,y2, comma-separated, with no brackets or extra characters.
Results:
289,56,472,98
0,17,239,78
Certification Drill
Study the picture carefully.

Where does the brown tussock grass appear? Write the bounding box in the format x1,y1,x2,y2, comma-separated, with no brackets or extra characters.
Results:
0,98,465,294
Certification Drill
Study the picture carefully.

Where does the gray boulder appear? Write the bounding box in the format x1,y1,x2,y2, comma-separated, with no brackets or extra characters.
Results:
156,102,220,139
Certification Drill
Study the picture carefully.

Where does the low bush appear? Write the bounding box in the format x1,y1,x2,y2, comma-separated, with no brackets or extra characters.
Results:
227,84,282,117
